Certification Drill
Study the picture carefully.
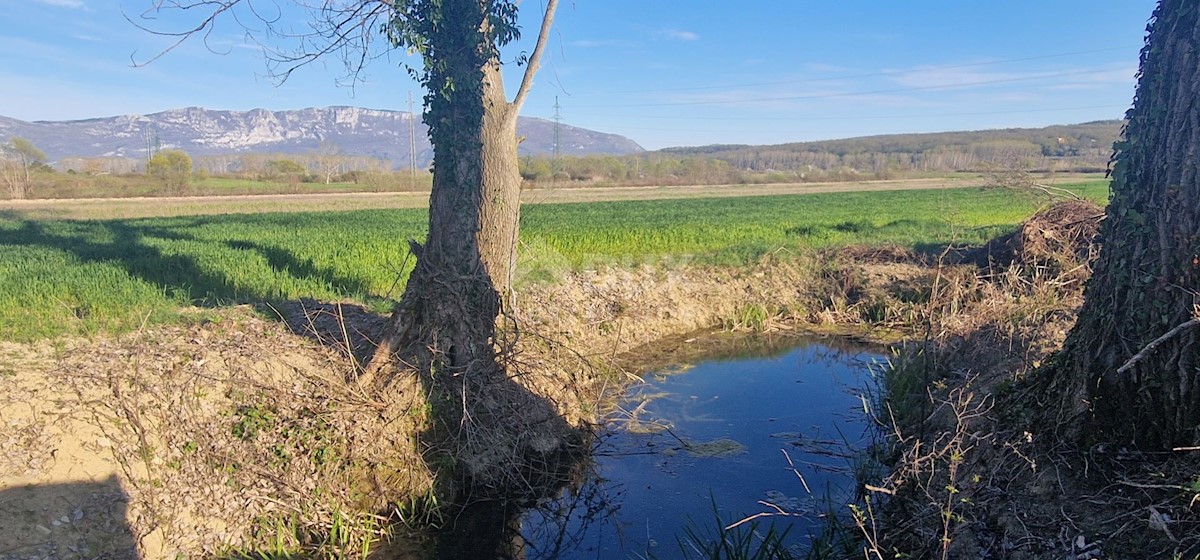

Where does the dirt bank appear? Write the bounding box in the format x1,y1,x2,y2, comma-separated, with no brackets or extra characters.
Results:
0,247,932,558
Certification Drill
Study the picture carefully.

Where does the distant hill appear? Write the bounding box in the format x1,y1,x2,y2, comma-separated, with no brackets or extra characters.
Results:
0,106,644,168
659,121,1123,174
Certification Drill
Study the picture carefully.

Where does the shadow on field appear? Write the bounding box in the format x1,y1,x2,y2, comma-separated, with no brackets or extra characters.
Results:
226,239,373,296
271,298,389,367
0,217,373,306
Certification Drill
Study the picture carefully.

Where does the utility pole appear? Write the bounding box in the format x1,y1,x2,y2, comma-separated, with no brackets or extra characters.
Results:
408,91,417,186
143,125,160,168
552,96,563,175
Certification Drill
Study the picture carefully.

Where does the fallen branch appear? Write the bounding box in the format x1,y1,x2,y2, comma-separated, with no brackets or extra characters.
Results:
1117,318,1200,376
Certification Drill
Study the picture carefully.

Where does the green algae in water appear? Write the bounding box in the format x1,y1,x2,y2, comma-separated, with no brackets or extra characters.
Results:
683,437,747,458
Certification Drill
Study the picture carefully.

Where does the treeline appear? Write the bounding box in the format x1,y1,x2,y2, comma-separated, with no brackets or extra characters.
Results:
519,153,904,186
56,152,407,183
521,121,1122,186
520,154,745,185
662,121,1121,174
3,136,431,199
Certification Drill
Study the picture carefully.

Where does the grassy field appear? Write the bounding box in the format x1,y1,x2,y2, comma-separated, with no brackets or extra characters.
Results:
0,181,1108,341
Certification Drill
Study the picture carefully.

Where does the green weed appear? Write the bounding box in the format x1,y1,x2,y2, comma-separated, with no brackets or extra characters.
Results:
667,499,800,560
232,404,277,441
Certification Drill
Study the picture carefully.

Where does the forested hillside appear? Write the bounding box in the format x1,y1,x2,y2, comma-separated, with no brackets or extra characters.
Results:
522,121,1122,186
663,121,1120,174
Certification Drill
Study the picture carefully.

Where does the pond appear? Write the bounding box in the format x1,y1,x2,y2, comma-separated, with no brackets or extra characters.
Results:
520,334,884,559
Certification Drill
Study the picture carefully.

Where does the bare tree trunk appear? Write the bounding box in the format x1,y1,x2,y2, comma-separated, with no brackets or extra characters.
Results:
478,60,522,301
1047,0,1200,449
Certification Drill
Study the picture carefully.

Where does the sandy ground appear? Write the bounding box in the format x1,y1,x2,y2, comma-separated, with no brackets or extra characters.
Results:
0,308,431,560
0,340,134,559
0,176,1098,221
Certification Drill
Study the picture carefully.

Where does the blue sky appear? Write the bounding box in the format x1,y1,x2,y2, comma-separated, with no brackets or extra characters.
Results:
0,1,1158,150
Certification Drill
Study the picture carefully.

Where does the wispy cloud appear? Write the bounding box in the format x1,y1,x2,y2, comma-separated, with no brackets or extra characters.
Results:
805,62,861,74
887,63,1136,91
567,39,640,49
888,66,1030,89
34,0,85,8
657,28,699,42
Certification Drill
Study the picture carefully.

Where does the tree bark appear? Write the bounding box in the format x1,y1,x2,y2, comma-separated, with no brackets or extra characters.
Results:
478,60,522,302
379,0,502,377
1049,0,1200,449
365,0,556,376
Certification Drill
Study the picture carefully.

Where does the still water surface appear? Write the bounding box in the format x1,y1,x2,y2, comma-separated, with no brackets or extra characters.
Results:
522,336,883,559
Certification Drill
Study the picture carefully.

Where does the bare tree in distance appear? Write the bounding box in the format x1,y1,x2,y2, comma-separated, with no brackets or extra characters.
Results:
314,139,342,185
1,137,47,199
980,156,1084,203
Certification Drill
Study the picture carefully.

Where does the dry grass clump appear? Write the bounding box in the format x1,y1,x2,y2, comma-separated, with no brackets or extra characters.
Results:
927,200,1105,384
515,253,826,358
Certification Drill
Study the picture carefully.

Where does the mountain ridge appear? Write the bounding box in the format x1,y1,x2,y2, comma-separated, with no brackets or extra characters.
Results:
0,106,645,167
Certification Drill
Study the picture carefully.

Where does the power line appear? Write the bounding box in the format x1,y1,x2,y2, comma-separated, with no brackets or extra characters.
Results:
552,96,563,172
583,105,1129,135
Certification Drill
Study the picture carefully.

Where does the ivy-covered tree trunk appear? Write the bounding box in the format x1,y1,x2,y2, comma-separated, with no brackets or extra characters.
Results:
368,0,529,377
364,4,580,522
1051,0,1200,449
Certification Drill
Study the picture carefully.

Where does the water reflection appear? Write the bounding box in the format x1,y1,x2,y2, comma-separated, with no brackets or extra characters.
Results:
510,334,884,559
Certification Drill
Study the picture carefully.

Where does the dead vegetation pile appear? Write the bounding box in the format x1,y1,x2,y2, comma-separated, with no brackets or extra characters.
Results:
904,199,1109,387
965,198,1104,283
861,200,1200,559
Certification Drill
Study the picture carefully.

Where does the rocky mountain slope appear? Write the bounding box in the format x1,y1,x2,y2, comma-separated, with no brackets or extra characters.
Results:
0,106,644,167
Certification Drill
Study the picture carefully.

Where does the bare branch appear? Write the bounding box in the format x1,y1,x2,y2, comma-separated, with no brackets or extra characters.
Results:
126,1,240,67
509,0,558,116
128,0,399,87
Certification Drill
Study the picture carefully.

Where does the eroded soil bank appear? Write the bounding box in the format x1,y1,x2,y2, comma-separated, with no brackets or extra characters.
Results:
0,249,921,559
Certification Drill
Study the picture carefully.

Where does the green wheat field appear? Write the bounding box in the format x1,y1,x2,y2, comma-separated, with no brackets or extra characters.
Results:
0,181,1108,341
